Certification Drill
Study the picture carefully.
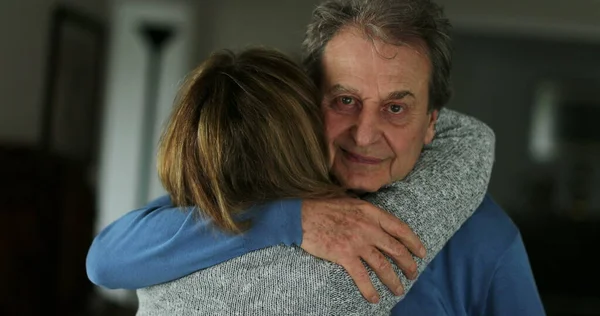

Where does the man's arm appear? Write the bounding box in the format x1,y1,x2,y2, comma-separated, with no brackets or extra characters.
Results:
484,233,546,315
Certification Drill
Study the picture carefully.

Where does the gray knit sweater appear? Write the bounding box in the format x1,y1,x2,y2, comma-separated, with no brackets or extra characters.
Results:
136,108,495,316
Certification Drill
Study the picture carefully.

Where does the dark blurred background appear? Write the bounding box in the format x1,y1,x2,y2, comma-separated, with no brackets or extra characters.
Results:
1,0,598,315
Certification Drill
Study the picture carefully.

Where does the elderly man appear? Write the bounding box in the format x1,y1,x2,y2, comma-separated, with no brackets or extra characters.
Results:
87,0,544,314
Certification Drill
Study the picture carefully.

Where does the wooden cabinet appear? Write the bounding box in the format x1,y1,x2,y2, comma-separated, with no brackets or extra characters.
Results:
0,146,96,316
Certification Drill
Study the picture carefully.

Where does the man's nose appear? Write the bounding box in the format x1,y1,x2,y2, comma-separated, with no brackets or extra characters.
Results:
351,106,382,147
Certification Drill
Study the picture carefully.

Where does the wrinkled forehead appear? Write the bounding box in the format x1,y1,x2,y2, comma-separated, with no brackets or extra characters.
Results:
320,27,432,97
329,26,430,58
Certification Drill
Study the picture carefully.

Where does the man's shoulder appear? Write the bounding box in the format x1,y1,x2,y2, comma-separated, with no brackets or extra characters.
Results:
413,194,524,312
470,194,518,233
451,194,520,258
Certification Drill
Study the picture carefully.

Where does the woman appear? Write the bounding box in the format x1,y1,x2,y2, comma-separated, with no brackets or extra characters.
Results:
157,47,345,235
132,47,494,315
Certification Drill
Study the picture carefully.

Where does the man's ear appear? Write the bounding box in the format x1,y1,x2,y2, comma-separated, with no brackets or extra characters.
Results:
424,109,438,145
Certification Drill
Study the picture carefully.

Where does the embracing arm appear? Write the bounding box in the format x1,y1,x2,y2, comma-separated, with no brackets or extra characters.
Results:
87,108,494,294
362,108,495,299
86,197,302,289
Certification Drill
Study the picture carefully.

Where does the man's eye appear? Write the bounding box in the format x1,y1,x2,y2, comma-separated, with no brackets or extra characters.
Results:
388,104,404,113
330,96,359,114
340,96,354,105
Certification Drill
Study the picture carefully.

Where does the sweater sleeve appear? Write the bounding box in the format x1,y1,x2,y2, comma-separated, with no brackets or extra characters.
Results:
87,108,494,294
86,197,303,289
363,108,495,297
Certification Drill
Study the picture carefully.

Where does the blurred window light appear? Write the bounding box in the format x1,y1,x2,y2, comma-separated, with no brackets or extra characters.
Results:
529,81,559,163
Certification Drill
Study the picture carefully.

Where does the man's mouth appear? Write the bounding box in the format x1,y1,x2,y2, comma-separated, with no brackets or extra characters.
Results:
341,148,383,165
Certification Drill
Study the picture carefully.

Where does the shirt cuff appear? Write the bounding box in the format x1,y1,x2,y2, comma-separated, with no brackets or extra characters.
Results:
241,198,303,252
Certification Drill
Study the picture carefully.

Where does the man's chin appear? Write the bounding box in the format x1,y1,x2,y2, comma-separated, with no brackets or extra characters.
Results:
341,179,384,194
333,168,388,193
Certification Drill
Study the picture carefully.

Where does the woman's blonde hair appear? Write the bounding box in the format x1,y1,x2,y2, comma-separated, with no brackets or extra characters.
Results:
157,48,343,234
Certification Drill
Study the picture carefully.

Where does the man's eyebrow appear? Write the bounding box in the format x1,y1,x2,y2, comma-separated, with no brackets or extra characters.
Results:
386,90,415,101
327,84,359,95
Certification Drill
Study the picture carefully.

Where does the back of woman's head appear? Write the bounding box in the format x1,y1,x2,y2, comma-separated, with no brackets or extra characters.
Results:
158,48,343,233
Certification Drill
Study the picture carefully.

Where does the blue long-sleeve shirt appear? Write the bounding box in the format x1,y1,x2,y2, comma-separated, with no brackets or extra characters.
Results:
391,195,545,315
86,196,302,289
89,194,545,315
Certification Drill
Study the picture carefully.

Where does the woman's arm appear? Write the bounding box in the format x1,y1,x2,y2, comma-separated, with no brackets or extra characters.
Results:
87,108,494,295
86,198,303,289
362,108,495,296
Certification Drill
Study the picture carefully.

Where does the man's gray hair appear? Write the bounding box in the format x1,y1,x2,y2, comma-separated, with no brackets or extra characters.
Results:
302,0,453,110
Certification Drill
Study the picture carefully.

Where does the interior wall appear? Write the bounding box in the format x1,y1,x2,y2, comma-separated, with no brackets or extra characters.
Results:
449,33,600,215
0,0,108,145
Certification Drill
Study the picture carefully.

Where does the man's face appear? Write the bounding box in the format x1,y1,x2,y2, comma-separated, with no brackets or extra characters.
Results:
321,27,438,193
